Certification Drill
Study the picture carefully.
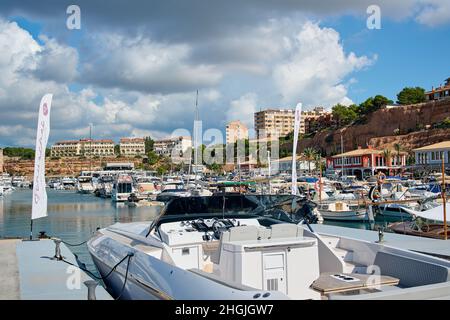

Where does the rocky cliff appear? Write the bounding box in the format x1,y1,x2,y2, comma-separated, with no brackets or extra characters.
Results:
298,99,450,155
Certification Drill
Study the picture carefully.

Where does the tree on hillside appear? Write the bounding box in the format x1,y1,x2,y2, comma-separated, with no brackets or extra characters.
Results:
146,150,159,165
359,95,393,115
332,104,358,127
396,87,426,105
144,136,155,153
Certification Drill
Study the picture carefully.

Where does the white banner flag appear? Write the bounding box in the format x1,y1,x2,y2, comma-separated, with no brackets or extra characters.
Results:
291,103,302,195
32,94,52,220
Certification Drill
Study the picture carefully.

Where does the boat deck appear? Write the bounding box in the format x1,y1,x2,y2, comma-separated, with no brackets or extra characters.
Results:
0,238,112,300
308,224,450,259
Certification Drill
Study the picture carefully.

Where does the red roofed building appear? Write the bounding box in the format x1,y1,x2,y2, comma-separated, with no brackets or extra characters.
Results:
326,146,407,179
119,138,145,156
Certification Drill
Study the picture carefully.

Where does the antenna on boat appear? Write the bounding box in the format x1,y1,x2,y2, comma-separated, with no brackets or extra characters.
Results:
441,157,447,240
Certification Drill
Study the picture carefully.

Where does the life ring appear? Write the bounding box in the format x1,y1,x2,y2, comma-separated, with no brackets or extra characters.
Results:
138,186,144,193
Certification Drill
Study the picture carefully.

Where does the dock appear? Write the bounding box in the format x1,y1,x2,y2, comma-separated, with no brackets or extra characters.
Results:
309,224,450,259
0,238,112,300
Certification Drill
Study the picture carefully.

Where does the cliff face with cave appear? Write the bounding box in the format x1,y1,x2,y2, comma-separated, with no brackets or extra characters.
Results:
297,99,450,155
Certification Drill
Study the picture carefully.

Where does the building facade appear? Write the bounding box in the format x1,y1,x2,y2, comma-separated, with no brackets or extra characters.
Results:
51,139,115,157
425,78,450,101
254,109,295,138
414,141,450,167
154,136,192,162
254,107,330,138
326,147,407,179
226,120,248,144
119,138,145,156
271,155,314,174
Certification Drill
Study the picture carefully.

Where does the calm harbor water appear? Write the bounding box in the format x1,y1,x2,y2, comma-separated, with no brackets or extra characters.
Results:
0,189,161,272
0,189,396,273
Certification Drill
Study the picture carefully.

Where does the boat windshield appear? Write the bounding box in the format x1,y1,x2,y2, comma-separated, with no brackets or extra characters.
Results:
148,194,312,234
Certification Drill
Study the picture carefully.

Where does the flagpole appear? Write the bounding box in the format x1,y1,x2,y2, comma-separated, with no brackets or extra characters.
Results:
291,103,302,196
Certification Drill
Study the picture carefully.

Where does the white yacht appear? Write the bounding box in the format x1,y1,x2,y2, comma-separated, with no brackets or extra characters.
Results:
88,194,450,300
77,175,95,194
112,174,134,202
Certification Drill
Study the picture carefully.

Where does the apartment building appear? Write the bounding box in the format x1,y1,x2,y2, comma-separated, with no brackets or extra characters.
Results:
51,139,115,157
119,138,146,156
154,136,192,162
254,109,295,138
254,106,330,138
226,120,249,144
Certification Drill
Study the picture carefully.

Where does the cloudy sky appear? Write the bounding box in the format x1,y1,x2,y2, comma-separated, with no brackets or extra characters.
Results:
0,0,449,147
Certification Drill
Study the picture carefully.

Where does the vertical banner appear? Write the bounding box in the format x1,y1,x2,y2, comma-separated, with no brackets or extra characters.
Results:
291,103,302,195
32,94,52,220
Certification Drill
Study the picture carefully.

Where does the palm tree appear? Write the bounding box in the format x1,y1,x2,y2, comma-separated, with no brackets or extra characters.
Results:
303,147,317,175
313,152,322,175
393,143,402,163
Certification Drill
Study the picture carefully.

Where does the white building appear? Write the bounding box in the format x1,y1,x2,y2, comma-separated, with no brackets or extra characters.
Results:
154,136,192,163
119,138,145,156
270,155,315,174
51,139,115,157
414,141,450,167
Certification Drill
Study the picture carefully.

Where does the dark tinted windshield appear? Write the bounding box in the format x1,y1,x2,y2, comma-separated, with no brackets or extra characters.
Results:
163,195,259,215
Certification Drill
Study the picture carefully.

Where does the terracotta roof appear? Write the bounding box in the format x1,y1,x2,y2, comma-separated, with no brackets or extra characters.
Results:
273,155,307,162
413,141,450,151
331,148,406,158
120,138,144,143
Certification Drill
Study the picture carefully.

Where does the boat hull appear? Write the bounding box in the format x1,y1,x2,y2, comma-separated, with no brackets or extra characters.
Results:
319,210,368,221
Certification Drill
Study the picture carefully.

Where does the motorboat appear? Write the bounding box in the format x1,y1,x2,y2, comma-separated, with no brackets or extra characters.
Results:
77,175,95,194
317,200,369,221
87,194,450,300
97,175,115,198
112,174,135,202
156,182,191,203
60,177,77,190
135,176,161,200
389,219,450,240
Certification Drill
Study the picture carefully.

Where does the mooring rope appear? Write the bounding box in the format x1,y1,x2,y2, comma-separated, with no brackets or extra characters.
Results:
60,252,133,282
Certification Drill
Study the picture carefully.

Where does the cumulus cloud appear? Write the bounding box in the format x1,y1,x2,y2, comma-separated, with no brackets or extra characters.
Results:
33,35,78,82
272,21,374,107
416,0,450,26
80,34,222,94
0,13,377,147
226,93,258,130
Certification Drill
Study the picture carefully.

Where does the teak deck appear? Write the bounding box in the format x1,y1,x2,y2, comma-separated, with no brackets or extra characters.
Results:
311,272,399,294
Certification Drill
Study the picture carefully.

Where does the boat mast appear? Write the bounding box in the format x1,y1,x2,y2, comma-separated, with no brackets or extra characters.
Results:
441,156,447,240
341,133,344,179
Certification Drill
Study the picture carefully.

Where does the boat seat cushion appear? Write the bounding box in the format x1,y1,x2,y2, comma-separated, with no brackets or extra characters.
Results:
373,251,450,288
227,225,259,241
270,223,303,239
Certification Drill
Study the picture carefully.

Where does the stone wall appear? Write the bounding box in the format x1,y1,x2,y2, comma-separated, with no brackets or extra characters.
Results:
297,99,450,155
